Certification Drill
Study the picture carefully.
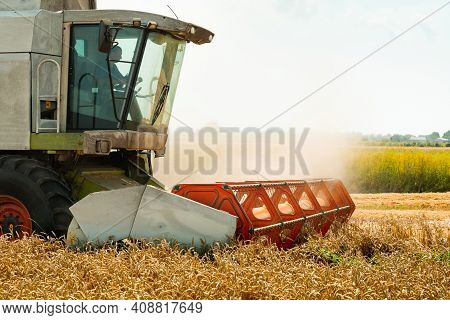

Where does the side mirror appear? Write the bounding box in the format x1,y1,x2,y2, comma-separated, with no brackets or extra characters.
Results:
98,20,113,53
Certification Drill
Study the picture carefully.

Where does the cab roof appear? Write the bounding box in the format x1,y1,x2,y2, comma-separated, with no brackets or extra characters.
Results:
64,10,214,45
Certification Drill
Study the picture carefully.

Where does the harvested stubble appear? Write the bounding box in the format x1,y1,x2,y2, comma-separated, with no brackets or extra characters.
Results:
0,217,448,300
352,192,450,211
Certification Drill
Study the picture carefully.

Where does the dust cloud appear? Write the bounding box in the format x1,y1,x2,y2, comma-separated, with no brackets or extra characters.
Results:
153,127,356,189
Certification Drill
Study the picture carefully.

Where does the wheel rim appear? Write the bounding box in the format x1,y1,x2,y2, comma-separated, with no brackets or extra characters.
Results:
0,195,32,239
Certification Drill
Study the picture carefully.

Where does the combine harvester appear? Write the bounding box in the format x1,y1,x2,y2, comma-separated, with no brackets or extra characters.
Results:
0,0,355,249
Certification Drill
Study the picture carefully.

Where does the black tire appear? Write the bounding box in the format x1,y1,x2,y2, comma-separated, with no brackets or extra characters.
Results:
0,155,73,237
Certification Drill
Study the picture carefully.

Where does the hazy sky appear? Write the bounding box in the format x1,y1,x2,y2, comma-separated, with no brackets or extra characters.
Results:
98,0,450,136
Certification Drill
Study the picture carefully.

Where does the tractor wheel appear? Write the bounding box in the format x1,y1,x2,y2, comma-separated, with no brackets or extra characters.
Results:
0,155,73,238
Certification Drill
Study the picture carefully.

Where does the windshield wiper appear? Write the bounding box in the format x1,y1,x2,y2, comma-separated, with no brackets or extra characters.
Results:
106,54,122,123
106,28,124,124
151,84,170,125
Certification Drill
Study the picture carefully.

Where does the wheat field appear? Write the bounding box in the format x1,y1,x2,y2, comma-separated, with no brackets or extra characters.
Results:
0,193,448,300
346,148,450,193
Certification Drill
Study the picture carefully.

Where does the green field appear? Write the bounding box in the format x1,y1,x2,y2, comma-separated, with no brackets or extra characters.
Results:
345,148,450,193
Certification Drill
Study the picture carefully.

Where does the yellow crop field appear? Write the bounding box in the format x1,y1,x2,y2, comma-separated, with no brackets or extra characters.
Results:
0,193,448,300
346,148,450,193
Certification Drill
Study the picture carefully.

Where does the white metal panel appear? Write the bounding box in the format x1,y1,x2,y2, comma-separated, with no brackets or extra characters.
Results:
0,0,96,11
0,0,42,11
0,53,31,150
68,186,146,244
0,10,62,56
131,186,237,248
67,186,237,250
32,10,63,56
0,11,36,53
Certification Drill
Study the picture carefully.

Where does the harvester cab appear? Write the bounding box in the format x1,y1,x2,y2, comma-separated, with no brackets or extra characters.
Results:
0,0,355,249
